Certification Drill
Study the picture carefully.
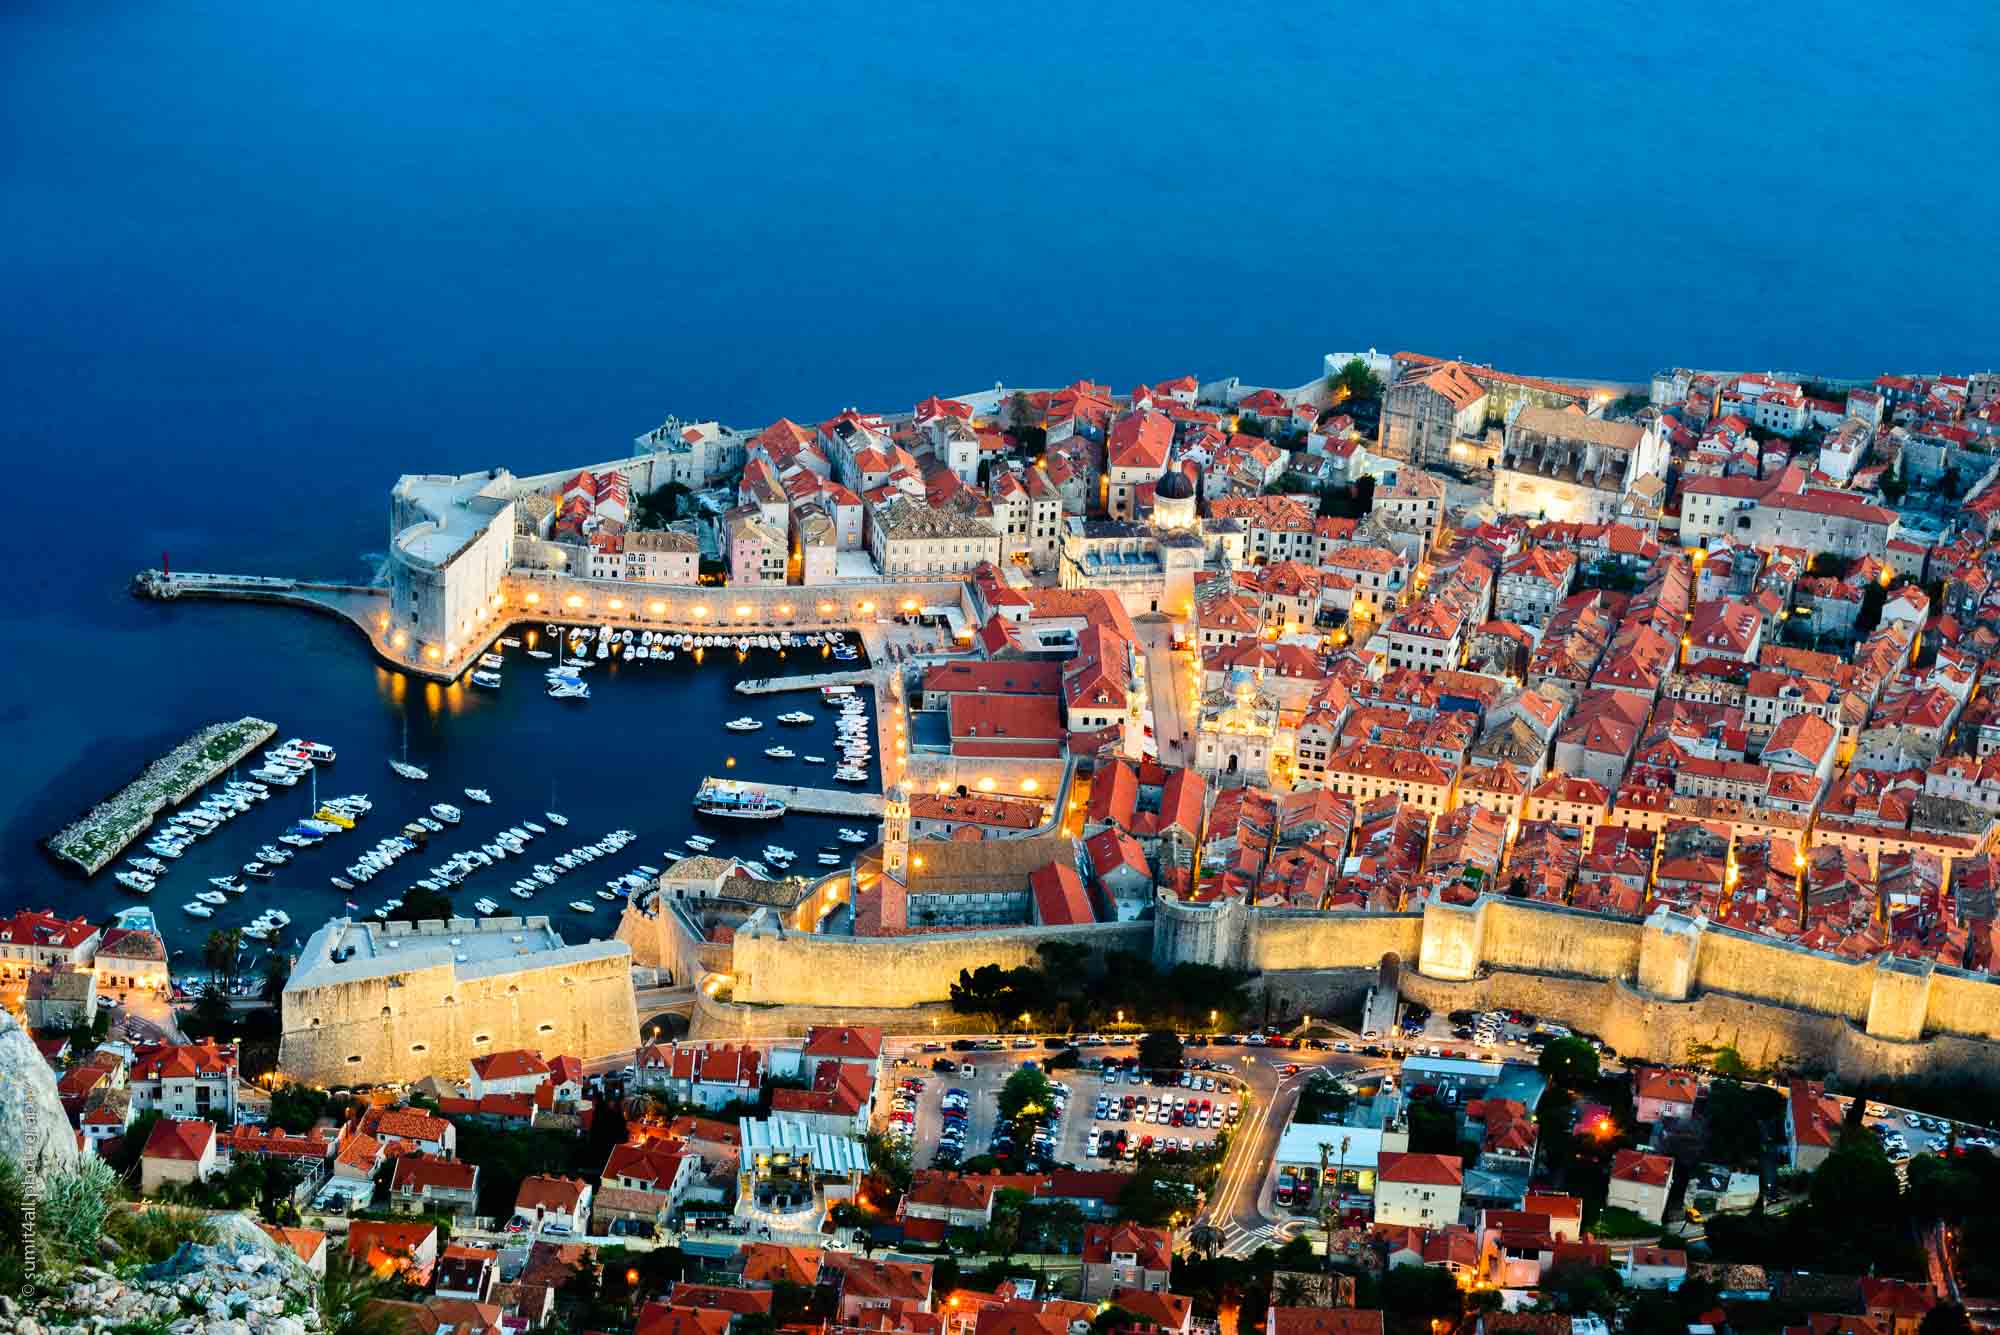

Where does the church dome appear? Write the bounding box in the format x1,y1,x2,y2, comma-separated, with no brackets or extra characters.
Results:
1156,468,1195,501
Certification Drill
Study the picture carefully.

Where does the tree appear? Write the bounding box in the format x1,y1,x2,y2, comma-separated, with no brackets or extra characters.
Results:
1139,1029,1184,1072
1538,1036,1600,1090
387,885,452,925
261,949,293,1003
1378,1263,1461,1317
203,927,244,994
1920,1304,1975,1335
1092,1307,1142,1335
1406,1099,1460,1157
1328,357,1385,405
320,1252,405,1335
1115,1172,1192,1227
998,1066,1054,1123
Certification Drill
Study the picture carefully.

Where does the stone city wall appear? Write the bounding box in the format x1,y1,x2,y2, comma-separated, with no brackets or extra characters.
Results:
690,992,960,1042
1245,909,1422,974
730,916,1151,1009
279,948,638,1087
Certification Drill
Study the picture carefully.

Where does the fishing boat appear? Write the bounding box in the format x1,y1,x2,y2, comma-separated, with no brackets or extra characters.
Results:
724,717,763,732
465,788,493,804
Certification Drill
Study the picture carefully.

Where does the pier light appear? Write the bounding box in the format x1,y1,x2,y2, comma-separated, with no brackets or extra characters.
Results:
525,592,540,605
649,601,666,614
819,601,834,614
424,645,441,661
1022,778,1039,793
977,777,995,792
608,598,623,611
566,595,583,609
693,606,708,618
901,598,919,612
735,605,752,618
778,604,791,616
393,630,408,648
377,613,389,629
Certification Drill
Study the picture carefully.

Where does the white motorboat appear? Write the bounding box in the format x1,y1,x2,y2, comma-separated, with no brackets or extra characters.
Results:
568,900,596,912
470,671,503,688
281,739,338,762
528,648,553,659
196,890,229,906
464,788,493,804
745,861,773,879
210,875,244,892
474,898,500,915
685,835,715,850
390,759,429,781
763,746,796,759
115,871,155,894
818,853,843,865
724,717,763,732
181,901,214,917
838,828,869,844
130,857,168,875
432,804,463,823
480,652,504,668
510,886,534,899
803,755,827,764
777,711,814,725
499,637,521,647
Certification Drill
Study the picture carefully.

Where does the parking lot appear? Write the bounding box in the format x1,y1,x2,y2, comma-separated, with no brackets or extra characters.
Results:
880,1047,1244,1172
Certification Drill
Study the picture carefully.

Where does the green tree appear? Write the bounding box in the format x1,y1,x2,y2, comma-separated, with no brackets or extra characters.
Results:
1115,1172,1193,1227
1328,357,1385,404
261,949,293,1003
1139,1029,1184,1072
1406,1099,1461,1157
320,1252,405,1335
998,1067,1054,1123
387,885,452,925
1920,1305,1975,1335
203,927,244,994
1538,1036,1600,1090
1092,1306,1141,1335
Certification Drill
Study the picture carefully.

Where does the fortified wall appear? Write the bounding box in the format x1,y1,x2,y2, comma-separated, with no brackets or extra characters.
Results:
279,916,639,1087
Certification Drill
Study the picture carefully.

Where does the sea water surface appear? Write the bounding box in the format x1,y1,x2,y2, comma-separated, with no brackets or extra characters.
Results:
2,0,1995,934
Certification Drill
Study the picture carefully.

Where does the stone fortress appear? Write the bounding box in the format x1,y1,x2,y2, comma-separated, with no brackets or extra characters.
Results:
278,914,638,1087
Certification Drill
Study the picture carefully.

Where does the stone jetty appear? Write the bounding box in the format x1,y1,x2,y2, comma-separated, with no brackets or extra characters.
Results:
46,716,277,874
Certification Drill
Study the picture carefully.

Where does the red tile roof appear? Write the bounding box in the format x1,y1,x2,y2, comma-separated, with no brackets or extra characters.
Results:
142,1117,214,1162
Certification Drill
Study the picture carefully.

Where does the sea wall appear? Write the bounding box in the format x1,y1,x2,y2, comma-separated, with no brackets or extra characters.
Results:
729,914,1151,1009
46,716,278,874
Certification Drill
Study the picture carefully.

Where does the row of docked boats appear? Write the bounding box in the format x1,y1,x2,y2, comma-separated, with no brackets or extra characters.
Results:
461,827,641,917
831,691,872,784
251,737,336,787
120,778,276,894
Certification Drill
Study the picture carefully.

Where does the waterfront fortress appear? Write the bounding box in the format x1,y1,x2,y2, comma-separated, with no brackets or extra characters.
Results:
389,471,518,664
279,915,637,1087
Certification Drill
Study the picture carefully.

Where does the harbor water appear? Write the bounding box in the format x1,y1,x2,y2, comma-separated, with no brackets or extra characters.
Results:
15,618,876,956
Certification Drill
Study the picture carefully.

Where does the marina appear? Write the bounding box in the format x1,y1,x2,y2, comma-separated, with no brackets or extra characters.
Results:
22,628,880,953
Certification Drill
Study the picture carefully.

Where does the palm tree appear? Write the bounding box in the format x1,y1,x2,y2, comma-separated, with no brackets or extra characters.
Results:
260,950,292,1003
202,927,244,994
1186,1220,1224,1261
1275,1274,1314,1307
320,1253,402,1335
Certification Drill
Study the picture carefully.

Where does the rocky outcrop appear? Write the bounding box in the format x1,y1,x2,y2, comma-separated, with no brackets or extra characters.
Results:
0,1007,78,1183
9,1210,322,1335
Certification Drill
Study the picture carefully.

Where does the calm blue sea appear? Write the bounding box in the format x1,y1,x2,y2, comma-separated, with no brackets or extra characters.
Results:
2,0,1995,939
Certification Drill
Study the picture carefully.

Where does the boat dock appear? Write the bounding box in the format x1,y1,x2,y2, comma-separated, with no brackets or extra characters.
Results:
734,669,876,696
701,777,884,817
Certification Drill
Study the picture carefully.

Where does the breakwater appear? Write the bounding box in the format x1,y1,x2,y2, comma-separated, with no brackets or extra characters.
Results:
735,669,876,696
45,717,278,874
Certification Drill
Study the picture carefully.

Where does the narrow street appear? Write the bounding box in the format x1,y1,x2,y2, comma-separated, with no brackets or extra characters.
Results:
1135,617,1195,767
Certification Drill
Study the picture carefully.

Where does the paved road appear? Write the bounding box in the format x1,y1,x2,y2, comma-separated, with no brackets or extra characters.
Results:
1134,619,1194,767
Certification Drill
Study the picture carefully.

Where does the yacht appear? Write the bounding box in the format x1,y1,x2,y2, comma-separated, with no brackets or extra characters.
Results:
471,670,503,688
182,901,215,918
568,900,596,912
432,804,463,824
763,746,796,759
115,871,155,894
419,816,444,833
129,857,168,875
724,717,763,732
281,740,338,763
464,788,493,804
547,811,569,827
777,711,814,725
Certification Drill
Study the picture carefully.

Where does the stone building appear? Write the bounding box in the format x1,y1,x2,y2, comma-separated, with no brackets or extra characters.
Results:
1493,409,1665,525
280,915,637,1087
868,499,1001,578
388,471,517,663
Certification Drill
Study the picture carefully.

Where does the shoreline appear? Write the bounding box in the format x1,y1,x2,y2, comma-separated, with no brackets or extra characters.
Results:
45,717,278,876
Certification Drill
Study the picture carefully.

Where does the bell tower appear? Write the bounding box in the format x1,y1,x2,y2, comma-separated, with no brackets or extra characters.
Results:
883,783,910,881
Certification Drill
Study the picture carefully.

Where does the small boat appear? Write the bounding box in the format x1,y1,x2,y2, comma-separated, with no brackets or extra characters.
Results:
432,804,462,824
764,746,796,759
524,820,546,835
547,811,569,827
595,888,619,901
196,890,229,906
528,648,553,660
465,789,492,804
210,875,243,892
474,898,500,916
777,711,814,725
510,886,534,899
470,670,503,688
499,637,521,647
803,755,827,764
130,856,168,875
182,901,214,918
568,900,596,912
480,652,504,668
745,861,773,879
839,828,869,844
390,760,429,781
685,834,715,850
115,871,155,894
818,853,843,865
724,717,763,732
